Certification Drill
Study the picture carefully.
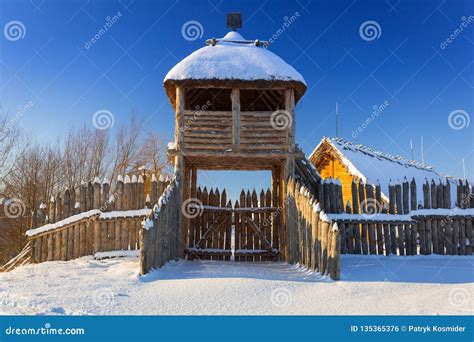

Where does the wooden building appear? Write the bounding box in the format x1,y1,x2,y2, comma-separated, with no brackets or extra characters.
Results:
161,28,320,261
308,137,458,206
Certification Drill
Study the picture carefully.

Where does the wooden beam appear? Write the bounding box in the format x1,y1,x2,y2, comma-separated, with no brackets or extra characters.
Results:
284,88,295,153
175,86,185,150
231,88,240,152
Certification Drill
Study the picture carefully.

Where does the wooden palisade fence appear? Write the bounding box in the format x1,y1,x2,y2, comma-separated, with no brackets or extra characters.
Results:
318,177,474,257
140,177,182,274
285,177,341,280
25,174,170,265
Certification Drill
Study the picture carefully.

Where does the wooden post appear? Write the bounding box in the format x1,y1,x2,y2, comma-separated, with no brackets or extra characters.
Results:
329,222,340,280
431,179,437,209
402,178,411,254
365,183,376,254
48,196,56,224
284,88,295,153
55,194,62,222
410,178,417,211
443,179,451,209
138,175,144,208
151,174,157,205
231,88,240,152
102,178,110,211
395,181,404,255
320,219,330,275
423,179,430,209
131,175,137,210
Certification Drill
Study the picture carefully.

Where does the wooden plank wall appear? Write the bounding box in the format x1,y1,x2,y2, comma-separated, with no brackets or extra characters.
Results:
30,215,146,264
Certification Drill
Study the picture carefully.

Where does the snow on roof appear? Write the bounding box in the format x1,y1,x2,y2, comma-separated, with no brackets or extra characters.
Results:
309,137,459,204
164,31,306,85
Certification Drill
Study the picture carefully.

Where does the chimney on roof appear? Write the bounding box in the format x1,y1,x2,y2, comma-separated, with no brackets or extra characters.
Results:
227,12,242,31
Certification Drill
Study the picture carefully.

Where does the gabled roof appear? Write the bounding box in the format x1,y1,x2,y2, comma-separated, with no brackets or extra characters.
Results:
309,137,459,203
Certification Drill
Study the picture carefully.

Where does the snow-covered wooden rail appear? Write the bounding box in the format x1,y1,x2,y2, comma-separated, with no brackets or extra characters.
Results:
25,209,151,263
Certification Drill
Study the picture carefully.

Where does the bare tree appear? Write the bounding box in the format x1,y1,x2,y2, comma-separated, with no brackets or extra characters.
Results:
137,132,168,175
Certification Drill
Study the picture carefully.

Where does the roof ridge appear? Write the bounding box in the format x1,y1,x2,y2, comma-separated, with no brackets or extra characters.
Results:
327,136,434,171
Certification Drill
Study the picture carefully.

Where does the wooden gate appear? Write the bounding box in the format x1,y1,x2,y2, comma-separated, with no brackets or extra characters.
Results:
185,187,280,261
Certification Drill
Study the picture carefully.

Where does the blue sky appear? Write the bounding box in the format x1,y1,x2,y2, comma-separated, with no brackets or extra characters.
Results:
0,0,472,200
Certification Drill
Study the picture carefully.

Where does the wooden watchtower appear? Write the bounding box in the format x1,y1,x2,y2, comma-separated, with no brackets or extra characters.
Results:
163,18,313,260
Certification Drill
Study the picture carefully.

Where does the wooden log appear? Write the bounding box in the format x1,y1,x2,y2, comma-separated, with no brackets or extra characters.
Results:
410,178,417,211
231,88,240,152
443,179,451,209
453,219,460,255
95,179,103,210
394,182,404,255
138,175,144,209
351,179,359,214
382,205,391,256
430,179,437,209
311,203,319,270
47,234,53,261
66,226,74,260
131,175,138,210
465,218,473,255
459,218,466,255
60,228,67,260
402,178,409,214
54,230,61,260
329,222,340,280
345,202,354,254
79,221,86,257
437,179,443,210
365,183,376,254
445,220,453,255
102,179,110,211
87,181,94,211
323,180,330,213
423,179,430,209
320,219,330,275
431,218,438,254
425,219,432,254
80,181,87,213
438,218,446,255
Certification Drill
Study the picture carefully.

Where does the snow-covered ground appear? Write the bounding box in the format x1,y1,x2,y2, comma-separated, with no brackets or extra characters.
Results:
0,255,472,315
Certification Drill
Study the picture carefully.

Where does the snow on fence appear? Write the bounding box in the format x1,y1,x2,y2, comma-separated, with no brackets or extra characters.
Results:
318,177,474,256
25,174,170,264
140,178,183,275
